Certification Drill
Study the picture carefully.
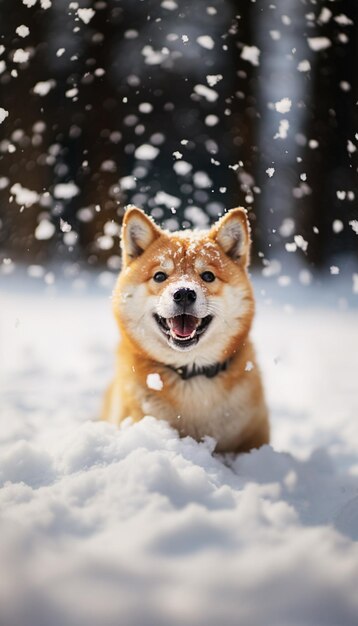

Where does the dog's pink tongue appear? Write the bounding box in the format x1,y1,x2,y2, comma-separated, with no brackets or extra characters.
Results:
170,314,198,337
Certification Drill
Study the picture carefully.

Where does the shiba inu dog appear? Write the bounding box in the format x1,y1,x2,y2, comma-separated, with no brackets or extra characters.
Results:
102,206,269,453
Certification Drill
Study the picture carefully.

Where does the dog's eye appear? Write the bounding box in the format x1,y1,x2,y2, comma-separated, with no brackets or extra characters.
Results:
201,271,216,283
153,271,168,283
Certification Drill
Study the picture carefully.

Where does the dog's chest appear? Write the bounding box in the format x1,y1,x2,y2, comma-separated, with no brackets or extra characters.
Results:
140,374,252,446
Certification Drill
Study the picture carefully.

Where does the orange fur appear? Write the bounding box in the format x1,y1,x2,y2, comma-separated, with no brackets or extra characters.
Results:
101,206,269,453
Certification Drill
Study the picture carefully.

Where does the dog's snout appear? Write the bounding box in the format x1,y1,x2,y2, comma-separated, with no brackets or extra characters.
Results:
173,288,197,306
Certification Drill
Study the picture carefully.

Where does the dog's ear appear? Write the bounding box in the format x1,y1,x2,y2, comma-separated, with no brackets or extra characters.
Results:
121,206,161,264
211,207,251,267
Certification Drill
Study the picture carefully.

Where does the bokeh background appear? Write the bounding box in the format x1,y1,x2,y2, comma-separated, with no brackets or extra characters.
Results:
0,0,357,276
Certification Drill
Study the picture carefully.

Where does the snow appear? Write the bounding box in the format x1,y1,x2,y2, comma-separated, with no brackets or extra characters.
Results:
119,175,136,190
13,48,30,63
77,8,95,24
307,37,332,52
297,59,311,72
294,234,308,252
353,275,358,294
197,36,215,50
274,119,289,140
0,107,9,124
134,144,160,160
205,114,219,127
1,273,358,626
33,79,56,96
146,373,164,391
349,220,358,235
274,97,292,114
334,14,354,26
173,160,192,175
266,167,275,178
34,220,55,240
193,171,212,188
193,84,218,103
10,182,39,207
16,25,30,38
161,0,178,10
318,7,332,24
138,102,153,114
333,220,344,234
53,182,80,199
65,87,78,99
154,190,181,209
240,45,260,66
206,74,223,87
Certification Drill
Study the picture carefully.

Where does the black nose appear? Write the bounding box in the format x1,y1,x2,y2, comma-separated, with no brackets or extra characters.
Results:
173,288,197,306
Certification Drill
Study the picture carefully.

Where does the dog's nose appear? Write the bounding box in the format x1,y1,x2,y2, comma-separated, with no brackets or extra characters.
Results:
173,288,197,306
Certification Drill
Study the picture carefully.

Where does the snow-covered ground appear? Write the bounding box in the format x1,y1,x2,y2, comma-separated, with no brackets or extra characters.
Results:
1,269,358,626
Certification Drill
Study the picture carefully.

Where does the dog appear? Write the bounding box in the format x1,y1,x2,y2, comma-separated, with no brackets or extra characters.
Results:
101,206,269,453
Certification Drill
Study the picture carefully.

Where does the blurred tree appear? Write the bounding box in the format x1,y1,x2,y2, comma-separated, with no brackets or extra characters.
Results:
303,0,358,267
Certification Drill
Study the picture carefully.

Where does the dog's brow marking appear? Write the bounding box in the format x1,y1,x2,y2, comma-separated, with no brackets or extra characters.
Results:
156,255,174,272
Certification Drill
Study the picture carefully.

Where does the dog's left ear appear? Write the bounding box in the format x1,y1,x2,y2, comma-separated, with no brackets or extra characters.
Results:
121,206,161,265
211,207,251,267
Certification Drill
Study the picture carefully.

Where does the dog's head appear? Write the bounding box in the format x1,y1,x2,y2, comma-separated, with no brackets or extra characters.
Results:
113,206,255,367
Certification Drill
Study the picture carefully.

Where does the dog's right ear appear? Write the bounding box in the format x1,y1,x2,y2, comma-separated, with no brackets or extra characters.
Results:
121,206,161,265
210,207,251,267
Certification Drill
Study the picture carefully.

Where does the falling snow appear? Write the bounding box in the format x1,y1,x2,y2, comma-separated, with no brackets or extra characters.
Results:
134,144,160,160
274,119,289,140
34,220,55,240
53,182,80,200
206,74,223,87
16,25,30,38
146,373,164,391
307,37,332,51
77,8,95,24
274,98,292,114
297,59,311,72
197,35,215,50
349,220,358,235
193,84,218,102
240,45,260,66
13,48,30,63
10,183,39,207
33,79,56,96
0,107,9,124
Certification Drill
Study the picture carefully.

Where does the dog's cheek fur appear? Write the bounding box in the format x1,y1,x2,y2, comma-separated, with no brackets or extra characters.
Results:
112,276,174,363
203,281,254,358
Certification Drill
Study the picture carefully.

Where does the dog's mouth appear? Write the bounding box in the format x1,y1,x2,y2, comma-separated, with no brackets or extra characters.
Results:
154,313,213,350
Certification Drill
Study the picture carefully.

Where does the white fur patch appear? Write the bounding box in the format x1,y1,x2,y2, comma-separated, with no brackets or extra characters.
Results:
116,277,251,369
216,219,245,259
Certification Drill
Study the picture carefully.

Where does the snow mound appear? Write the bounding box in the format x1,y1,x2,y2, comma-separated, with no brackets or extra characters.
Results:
1,278,358,626
1,416,358,626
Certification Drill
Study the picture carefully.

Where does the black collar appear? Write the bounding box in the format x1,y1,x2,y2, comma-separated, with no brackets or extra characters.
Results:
167,358,232,381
